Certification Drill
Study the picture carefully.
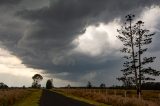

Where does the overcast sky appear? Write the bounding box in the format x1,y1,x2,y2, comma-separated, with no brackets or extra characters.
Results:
0,0,160,87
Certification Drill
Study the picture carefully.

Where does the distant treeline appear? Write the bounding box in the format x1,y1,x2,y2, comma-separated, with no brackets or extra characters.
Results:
109,82,160,90
1,82,160,90
59,82,160,90
141,82,160,90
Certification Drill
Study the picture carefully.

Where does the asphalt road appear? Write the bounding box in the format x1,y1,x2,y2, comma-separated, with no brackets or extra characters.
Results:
39,90,95,106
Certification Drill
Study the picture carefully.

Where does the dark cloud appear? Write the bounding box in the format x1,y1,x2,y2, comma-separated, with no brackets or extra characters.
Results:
0,0,160,85
0,0,21,5
150,26,160,52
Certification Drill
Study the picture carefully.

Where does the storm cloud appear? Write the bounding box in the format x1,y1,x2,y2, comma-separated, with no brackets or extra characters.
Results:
0,0,21,5
0,0,160,86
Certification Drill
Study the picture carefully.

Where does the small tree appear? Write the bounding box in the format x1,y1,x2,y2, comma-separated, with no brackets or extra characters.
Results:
0,82,8,89
46,79,53,89
117,76,134,89
22,85,26,89
87,81,92,88
32,74,43,88
100,83,106,88
67,84,71,88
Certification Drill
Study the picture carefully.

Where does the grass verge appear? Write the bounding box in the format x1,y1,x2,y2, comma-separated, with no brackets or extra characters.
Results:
54,89,159,106
52,90,111,106
13,89,42,106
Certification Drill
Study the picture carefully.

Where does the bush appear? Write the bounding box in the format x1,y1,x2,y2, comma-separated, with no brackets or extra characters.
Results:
0,82,8,89
46,79,53,89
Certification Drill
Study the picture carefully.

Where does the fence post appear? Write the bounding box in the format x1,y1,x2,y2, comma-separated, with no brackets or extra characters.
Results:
124,90,126,98
105,89,108,102
114,90,117,96
106,89,108,95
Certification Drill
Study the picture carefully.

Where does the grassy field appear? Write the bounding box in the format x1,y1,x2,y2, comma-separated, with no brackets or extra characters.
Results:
0,89,41,106
54,88,160,106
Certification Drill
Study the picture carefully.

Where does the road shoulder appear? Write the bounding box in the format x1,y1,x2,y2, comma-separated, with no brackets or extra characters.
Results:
52,89,110,106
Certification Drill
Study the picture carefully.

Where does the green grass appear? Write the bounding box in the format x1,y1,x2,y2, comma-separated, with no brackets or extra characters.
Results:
13,90,42,106
52,90,111,106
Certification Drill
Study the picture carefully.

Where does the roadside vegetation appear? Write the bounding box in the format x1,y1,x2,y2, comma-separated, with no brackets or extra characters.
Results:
53,89,110,106
55,88,160,106
0,89,33,106
13,89,42,106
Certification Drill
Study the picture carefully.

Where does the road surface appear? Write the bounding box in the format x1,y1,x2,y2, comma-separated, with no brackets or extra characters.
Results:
39,90,95,106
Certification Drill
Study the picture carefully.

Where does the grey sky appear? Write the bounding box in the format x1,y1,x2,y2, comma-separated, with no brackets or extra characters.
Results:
0,0,160,87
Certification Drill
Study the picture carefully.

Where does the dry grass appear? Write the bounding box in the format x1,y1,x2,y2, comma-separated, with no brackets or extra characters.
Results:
55,89,160,106
0,89,34,106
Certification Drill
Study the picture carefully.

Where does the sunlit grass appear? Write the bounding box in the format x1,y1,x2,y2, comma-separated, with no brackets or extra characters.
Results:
13,89,42,106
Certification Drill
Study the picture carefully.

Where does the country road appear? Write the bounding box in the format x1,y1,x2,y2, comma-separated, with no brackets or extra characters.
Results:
39,90,95,106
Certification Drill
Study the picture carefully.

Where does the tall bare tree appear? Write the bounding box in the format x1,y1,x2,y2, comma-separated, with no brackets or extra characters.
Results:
117,14,138,91
117,14,160,97
135,20,159,96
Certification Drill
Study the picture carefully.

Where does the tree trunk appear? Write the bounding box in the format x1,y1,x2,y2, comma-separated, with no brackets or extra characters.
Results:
138,24,142,98
129,19,138,95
